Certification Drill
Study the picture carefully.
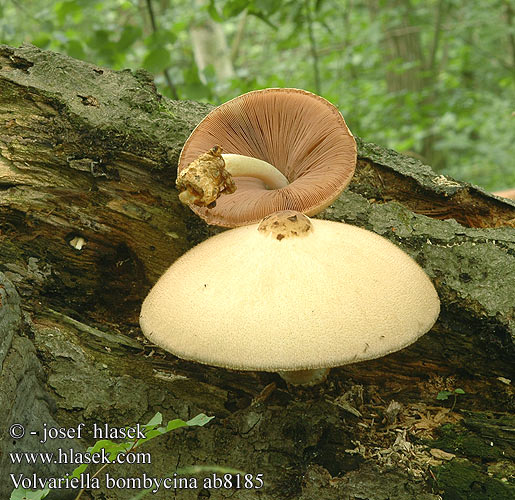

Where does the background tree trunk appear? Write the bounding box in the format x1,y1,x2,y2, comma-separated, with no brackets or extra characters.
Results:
368,0,449,169
190,0,235,85
1,44,514,500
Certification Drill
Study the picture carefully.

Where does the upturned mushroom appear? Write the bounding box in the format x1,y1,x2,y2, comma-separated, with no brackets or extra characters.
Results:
176,88,357,227
139,211,440,385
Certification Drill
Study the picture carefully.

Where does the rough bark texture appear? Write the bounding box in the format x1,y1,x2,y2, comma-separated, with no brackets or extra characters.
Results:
1,44,514,500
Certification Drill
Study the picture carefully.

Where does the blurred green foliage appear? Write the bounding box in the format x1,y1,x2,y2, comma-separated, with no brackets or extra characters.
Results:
1,0,513,190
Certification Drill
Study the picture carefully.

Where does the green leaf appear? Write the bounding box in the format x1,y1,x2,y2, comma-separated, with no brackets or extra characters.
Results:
248,9,278,29
146,29,177,48
143,412,163,428
181,66,212,100
121,413,214,450
186,413,215,427
142,47,171,74
66,39,85,60
70,463,87,479
254,0,281,15
116,25,142,51
454,388,465,395
88,439,124,456
54,1,82,24
32,35,52,49
315,0,326,11
221,0,248,19
165,418,190,432
10,487,50,500
437,391,452,400
208,0,224,22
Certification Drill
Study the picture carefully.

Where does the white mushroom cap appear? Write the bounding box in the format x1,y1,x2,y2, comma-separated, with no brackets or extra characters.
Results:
140,211,440,372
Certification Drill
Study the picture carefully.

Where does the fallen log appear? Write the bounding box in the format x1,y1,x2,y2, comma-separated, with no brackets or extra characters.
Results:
1,44,514,500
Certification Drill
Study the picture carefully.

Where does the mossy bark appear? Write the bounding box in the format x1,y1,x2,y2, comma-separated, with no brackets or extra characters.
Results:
1,44,514,500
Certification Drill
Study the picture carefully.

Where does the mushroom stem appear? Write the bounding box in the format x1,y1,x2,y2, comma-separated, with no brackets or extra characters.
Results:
277,368,330,386
221,154,288,189
176,146,288,208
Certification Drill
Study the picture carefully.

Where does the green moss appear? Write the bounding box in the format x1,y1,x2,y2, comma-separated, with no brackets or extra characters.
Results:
431,424,503,461
435,459,513,500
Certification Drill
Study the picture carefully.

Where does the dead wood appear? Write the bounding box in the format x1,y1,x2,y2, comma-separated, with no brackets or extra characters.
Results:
1,44,514,500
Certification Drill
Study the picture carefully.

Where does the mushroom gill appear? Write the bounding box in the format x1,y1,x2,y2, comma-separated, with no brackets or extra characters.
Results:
177,88,357,227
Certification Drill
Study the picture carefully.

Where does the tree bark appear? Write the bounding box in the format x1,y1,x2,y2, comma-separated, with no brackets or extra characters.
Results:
1,44,514,500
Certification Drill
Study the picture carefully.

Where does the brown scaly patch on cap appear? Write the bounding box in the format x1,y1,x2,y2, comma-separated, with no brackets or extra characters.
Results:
258,210,313,241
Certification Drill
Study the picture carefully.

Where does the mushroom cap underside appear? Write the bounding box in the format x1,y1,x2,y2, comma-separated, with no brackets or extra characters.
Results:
178,88,357,226
140,215,440,372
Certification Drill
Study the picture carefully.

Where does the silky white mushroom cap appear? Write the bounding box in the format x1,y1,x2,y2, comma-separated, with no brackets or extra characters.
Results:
140,212,440,371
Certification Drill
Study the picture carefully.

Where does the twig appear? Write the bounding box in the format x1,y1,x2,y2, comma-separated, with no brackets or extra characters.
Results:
504,0,515,73
74,437,142,499
230,9,248,63
145,0,179,99
304,0,321,94
428,0,446,74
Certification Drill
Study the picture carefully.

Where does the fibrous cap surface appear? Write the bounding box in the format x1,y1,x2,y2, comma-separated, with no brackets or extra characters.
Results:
140,212,440,371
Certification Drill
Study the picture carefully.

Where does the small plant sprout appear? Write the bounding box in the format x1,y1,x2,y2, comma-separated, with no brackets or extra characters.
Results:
437,388,466,410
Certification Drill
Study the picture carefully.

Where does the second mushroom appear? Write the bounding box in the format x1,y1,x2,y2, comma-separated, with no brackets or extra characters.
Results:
176,88,357,227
